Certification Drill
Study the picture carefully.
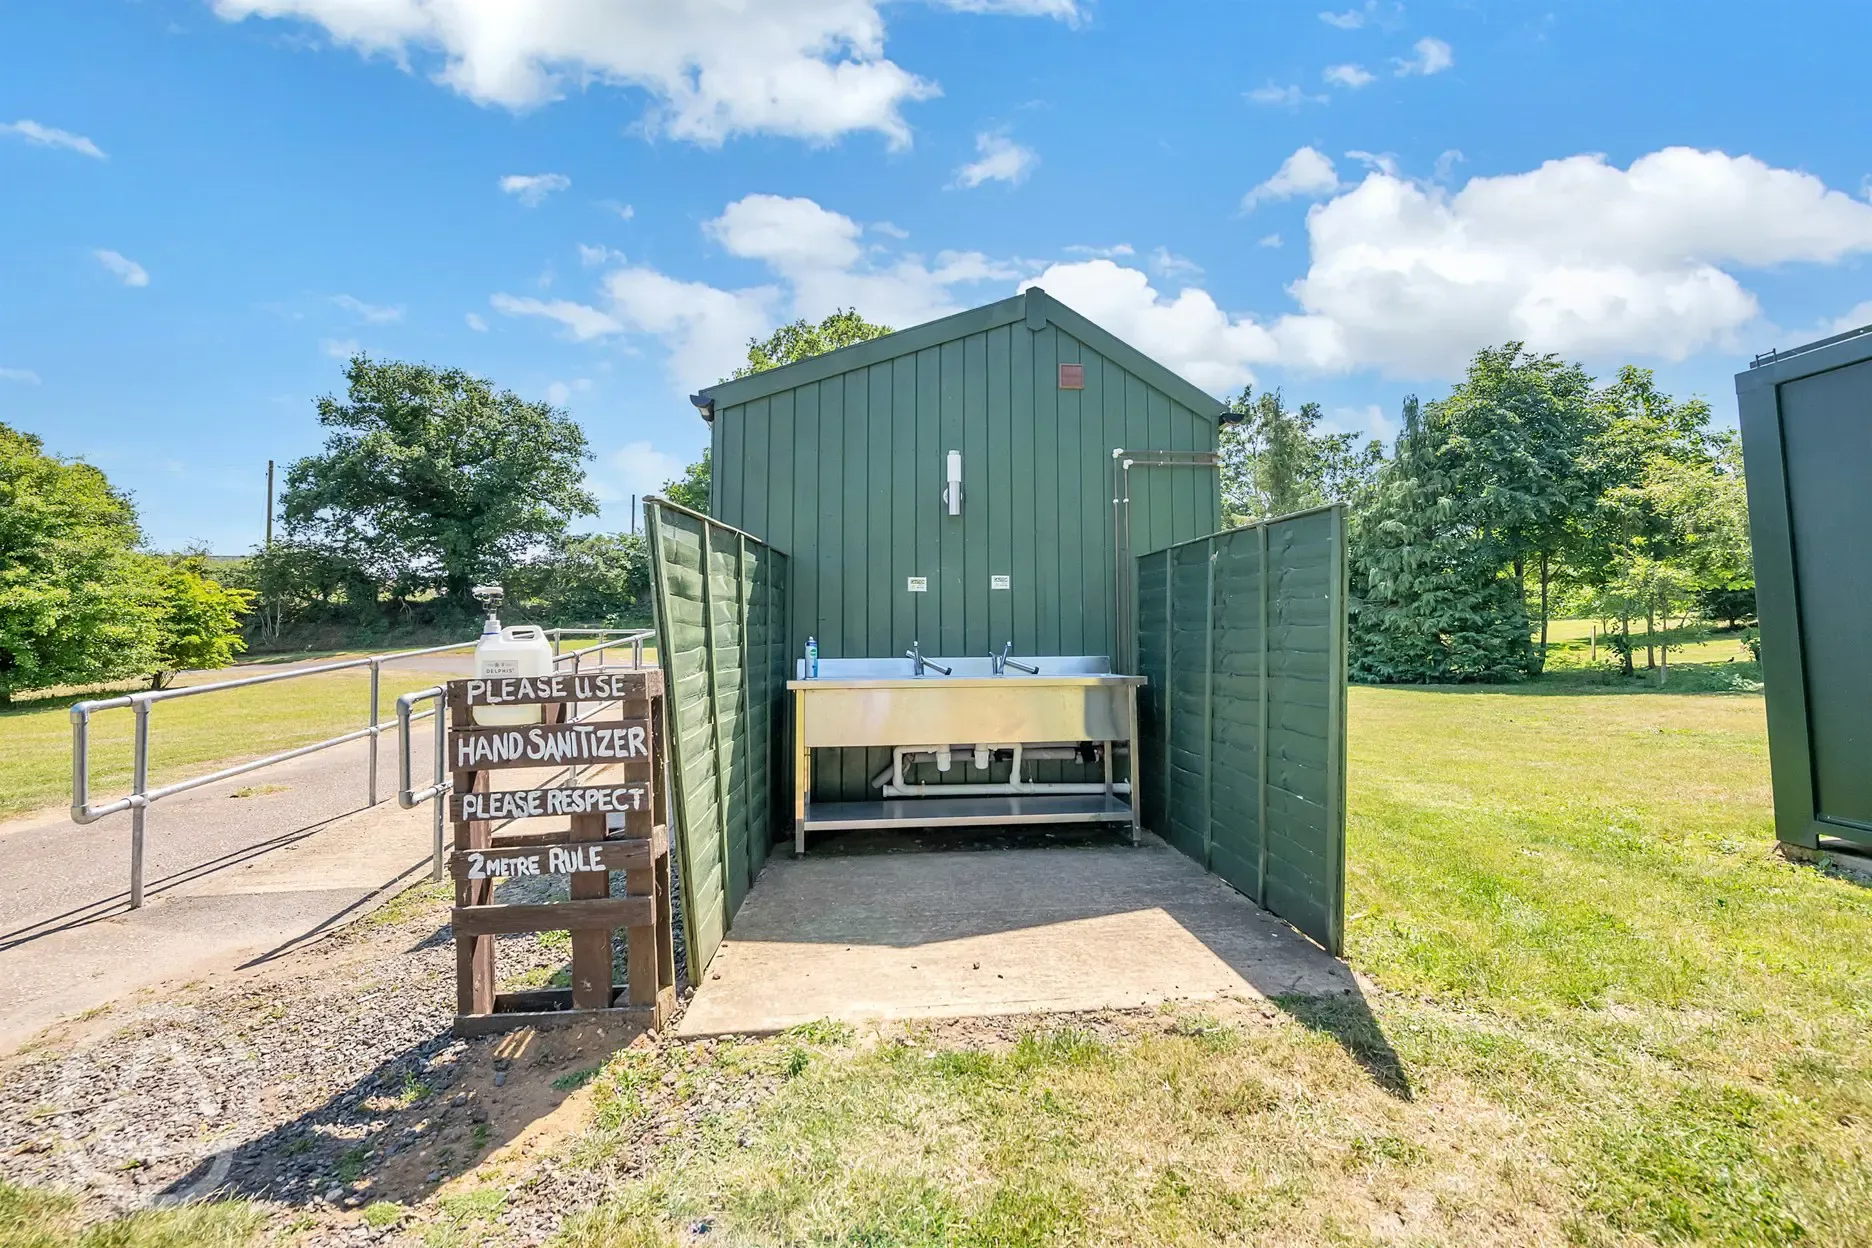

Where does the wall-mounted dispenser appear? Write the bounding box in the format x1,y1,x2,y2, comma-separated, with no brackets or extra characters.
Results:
943,449,962,516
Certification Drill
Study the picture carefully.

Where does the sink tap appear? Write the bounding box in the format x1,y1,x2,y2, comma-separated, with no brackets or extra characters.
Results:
996,641,1038,675
907,641,951,677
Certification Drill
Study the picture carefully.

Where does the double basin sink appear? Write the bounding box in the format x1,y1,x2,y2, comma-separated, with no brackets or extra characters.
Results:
787,655,1144,749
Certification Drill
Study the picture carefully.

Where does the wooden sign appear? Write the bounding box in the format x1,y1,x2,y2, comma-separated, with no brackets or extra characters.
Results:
450,782,649,823
452,839,654,881
455,670,646,708
450,719,650,771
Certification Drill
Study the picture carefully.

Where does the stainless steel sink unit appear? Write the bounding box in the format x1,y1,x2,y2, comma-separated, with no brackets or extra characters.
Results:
787,653,1145,854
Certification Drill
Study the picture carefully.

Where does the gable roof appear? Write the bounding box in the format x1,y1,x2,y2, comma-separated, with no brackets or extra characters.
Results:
692,287,1229,422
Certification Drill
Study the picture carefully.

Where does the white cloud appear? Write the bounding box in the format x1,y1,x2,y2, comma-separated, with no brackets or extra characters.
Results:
494,191,1019,385
1064,243,1135,258
601,200,636,220
501,173,570,206
330,293,404,323
704,192,1014,329
870,221,910,239
1241,146,1340,210
490,293,624,340
1433,148,1465,181
611,440,687,504
1257,233,1283,248
1323,63,1375,89
1246,81,1324,108
1820,301,1872,337
545,378,592,406
1283,146,1872,374
1150,246,1203,280
1394,36,1453,76
0,367,41,384
1344,149,1400,177
210,0,1072,148
2,119,106,159
1021,260,1299,394
321,337,360,359
1322,403,1397,444
1319,2,1384,29
94,249,149,287
465,312,489,332
952,131,1037,188
578,243,624,267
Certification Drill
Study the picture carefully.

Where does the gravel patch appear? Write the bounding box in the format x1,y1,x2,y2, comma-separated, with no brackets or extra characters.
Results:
0,855,690,1246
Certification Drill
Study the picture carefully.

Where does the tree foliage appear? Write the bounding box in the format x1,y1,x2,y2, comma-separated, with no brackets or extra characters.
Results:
0,424,160,701
731,309,893,380
1350,396,1537,683
1219,387,1383,524
280,355,596,609
0,426,250,699
1348,350,1753,685
147,554,254,688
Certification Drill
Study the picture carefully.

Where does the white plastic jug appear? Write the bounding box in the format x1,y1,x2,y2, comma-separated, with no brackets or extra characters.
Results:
474,625,554,726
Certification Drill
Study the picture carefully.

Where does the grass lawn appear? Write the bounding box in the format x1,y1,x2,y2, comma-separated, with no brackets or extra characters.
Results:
0,1181,263,1247
534,662,1870,1247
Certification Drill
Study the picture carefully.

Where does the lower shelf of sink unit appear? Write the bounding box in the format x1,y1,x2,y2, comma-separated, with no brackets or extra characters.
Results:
801,793,1135,830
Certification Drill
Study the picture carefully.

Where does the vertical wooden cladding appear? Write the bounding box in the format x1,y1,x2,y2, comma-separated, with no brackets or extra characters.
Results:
1133,505,1346,956
644,501,788,977
711,322,1222,802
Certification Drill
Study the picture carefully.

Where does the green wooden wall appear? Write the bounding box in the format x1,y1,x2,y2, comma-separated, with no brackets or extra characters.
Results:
708,316,1222,803
644,500,789,976
1134,505,1348,955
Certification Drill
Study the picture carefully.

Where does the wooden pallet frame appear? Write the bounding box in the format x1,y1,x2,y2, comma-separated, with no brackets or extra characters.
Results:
447,668,676,1037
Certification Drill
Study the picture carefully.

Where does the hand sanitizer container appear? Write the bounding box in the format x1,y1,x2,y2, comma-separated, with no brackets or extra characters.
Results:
471,586,555,726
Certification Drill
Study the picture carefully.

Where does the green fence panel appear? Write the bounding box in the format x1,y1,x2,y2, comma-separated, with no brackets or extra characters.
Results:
646,500,789,977
1134,505,1346,955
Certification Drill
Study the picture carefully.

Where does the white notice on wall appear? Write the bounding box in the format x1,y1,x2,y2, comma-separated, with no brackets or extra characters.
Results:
907,576,929,592
990,575,1011,590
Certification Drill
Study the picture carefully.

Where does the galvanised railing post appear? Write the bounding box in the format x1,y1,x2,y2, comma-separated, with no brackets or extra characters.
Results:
367,657,382,807
130,699,151,909
431,691,446,880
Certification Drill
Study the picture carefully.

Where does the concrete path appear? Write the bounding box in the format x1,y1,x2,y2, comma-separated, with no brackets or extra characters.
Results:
676,833,1353,1037
0,727,443,1052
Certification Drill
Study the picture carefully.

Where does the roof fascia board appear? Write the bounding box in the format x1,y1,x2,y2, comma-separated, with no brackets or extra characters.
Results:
698,294,1028,413
693,286,1230,422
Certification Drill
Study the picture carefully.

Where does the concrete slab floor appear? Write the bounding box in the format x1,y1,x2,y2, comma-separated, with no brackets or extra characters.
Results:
676,832,1354,1038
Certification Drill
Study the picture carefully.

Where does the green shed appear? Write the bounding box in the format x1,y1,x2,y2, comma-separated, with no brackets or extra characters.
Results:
691,286,1229,802
647,288,1350,973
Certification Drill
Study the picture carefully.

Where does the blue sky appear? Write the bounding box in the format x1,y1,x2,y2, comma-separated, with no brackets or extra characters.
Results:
4,0,1870,552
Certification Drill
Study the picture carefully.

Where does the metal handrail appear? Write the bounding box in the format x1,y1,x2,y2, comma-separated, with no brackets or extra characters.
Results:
68,627,654,908
396,686,449,881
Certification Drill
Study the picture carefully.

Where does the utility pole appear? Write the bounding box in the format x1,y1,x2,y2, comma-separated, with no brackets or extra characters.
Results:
265,460,275,548
630,494,637,536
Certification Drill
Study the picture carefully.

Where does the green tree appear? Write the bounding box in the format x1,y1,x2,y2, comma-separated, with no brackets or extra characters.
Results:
666,309,894,516
1564,367,1719,674
1434,344,1597,664
1350,395,1537,683
281,355,597,611
731,309,894,379
659,449,712,515
510,532,651,628
1220,388,1383,524
146,553,254,688
0,424,160,702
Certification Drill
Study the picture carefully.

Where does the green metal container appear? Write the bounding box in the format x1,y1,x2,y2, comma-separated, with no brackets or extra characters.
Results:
1736,325,1872,854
